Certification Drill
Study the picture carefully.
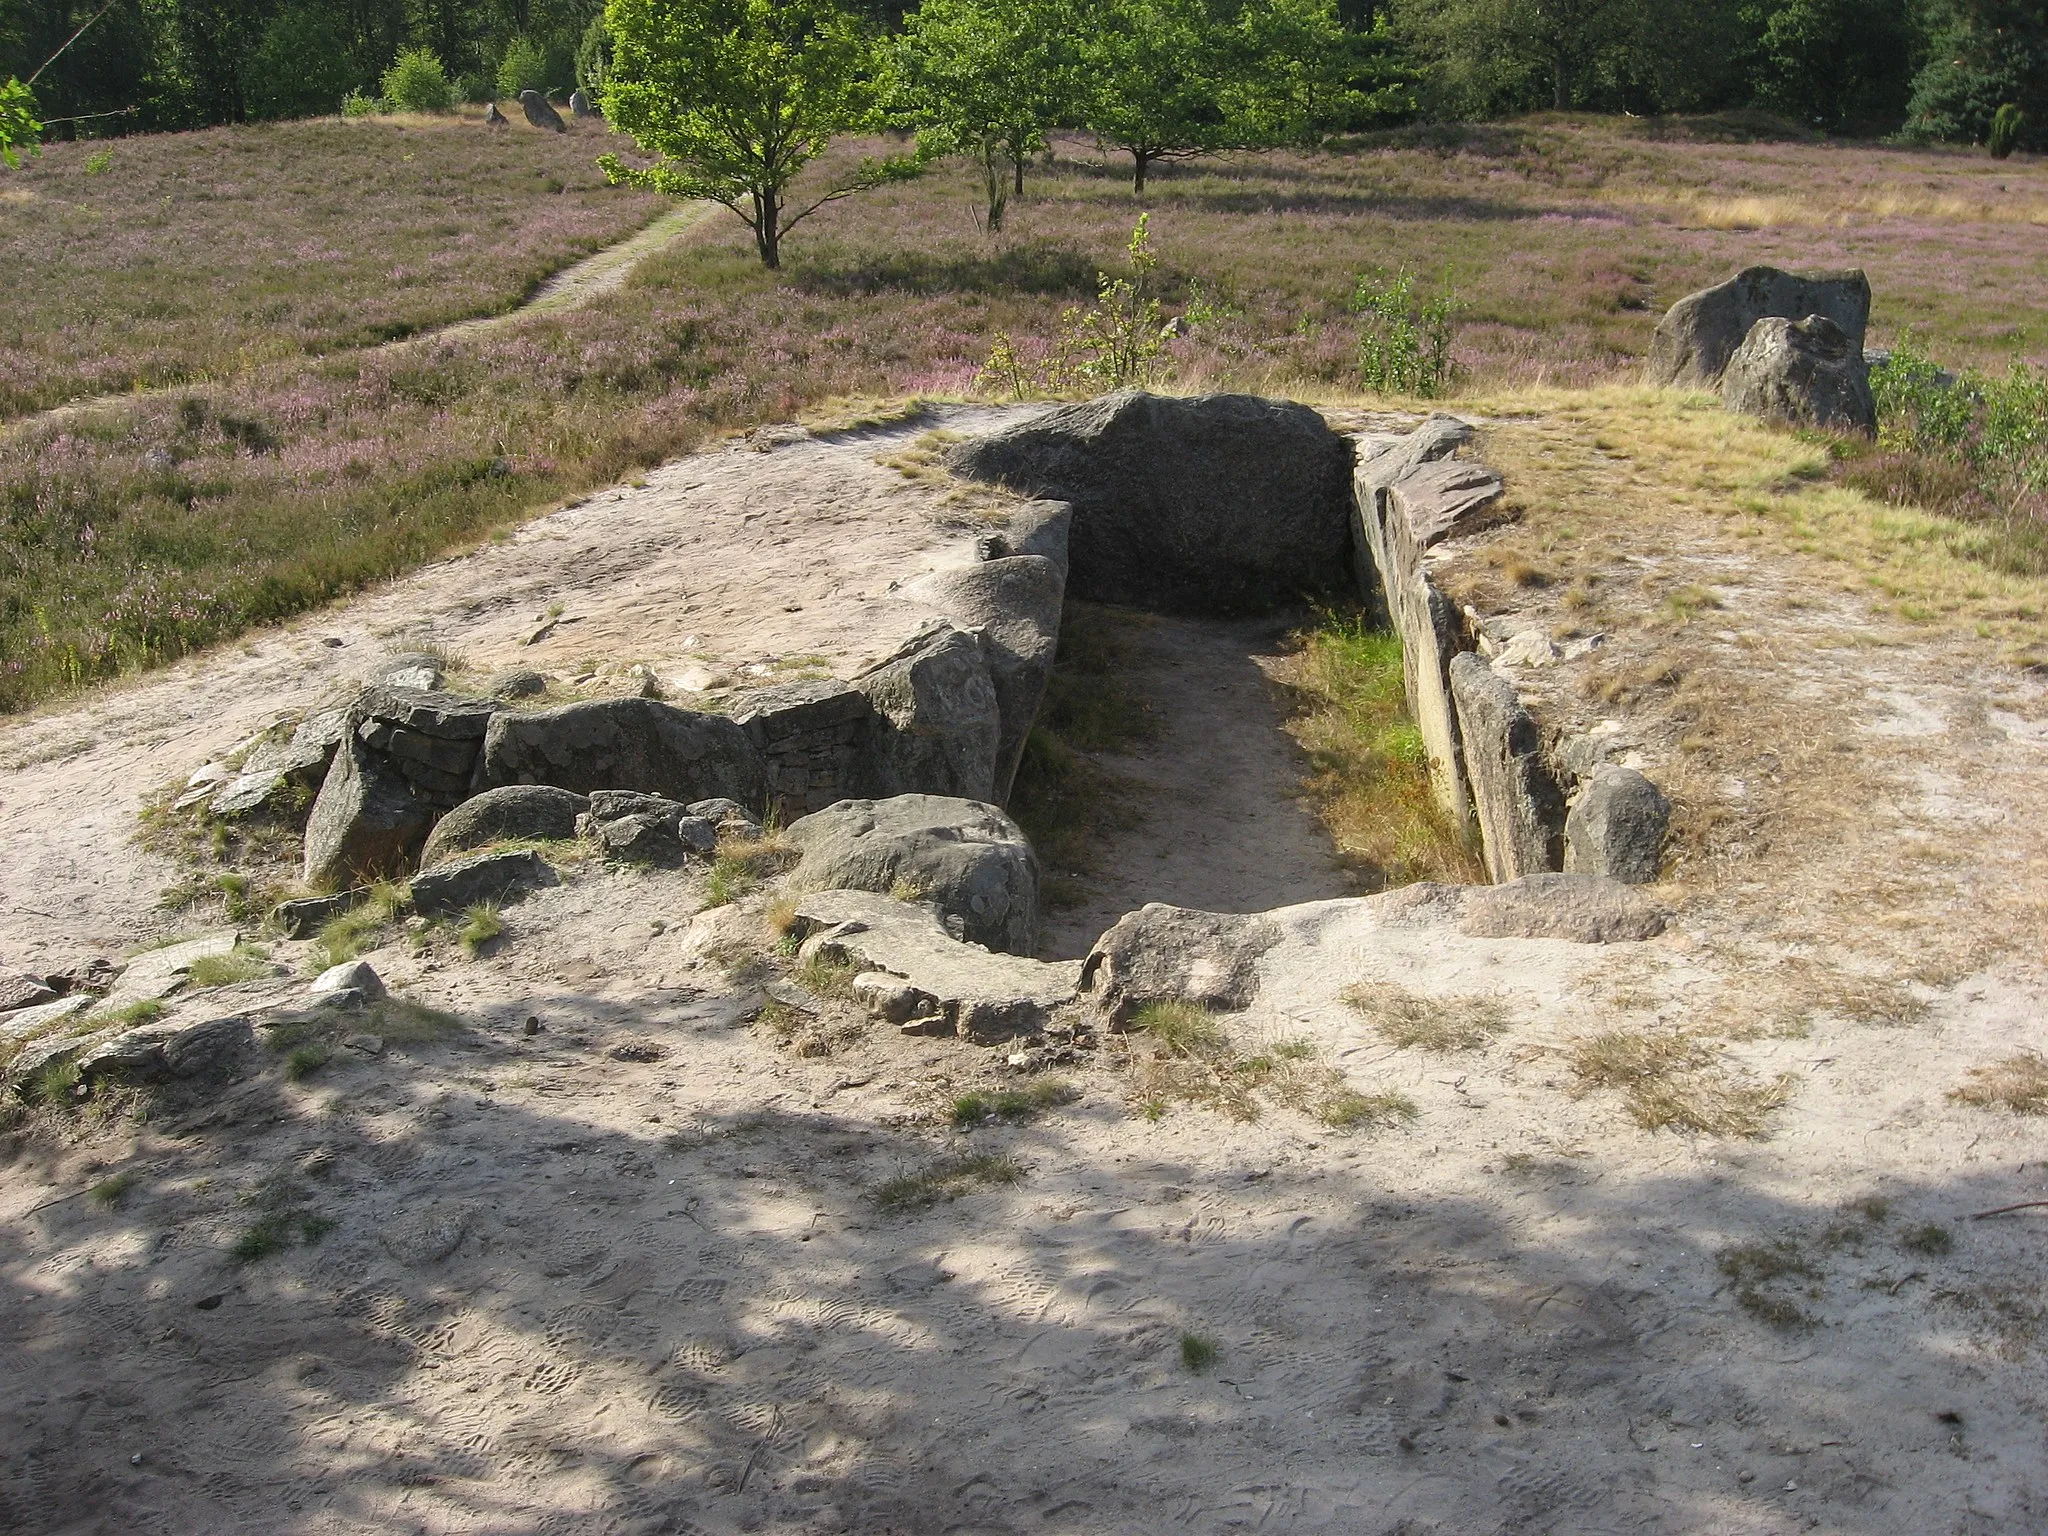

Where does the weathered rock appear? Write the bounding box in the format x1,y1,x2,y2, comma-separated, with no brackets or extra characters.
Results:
1005,500,1074,581
852,623,1002,804
304,735,436,888
309,960,386,1002
382,1203,470,1266
594,813,687,865
1722,314,1877,436
519,89,566,132
273,889,373,940
900,555,1064,803
484,100,508,127
97,932,241,1014
485,668,548,700
1564,765,1671,885
76,1013,253,1084
1650,266,1871,388
0,993,94,1043
409,848,558,917
1448,653,1565,883
730,680,876,819
948,390,1354,614
585,789,688,824
787,795,1040,955
688,797,760,831
418,785,589,869
42,958,117,997
569,88,598,118
791,890,1081,1044
209,708,348,819
0,968,57,1013
1351,415,1503,826
374,652,444,691
478,698,770,808
850,971,937,1026
1078,904,1282,1026
1459,873,1668,943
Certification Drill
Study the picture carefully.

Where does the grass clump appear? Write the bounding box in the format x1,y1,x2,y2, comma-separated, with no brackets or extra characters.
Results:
1949,1051,2048,1116
1717,1240,1819,1329
1344,981,1510,1052
1277,615,1482,889
1568,1029,1794,1138
186,944,270,989
285,1043,334,1081
1900,1222,1954,1256
458,902,504,957
229,1175,336,1263
89,1170,140,1207
872,1152,1026,1213
1127,1004,1405,1130
312,882,409,968
1179,1332,1219,1373
82,998,166,1032
704,826,796,908
795,953,857,1001
949,1079,1079,1126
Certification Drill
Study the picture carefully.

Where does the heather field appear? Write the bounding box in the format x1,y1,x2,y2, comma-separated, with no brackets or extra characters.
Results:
0,114,662,420
4,113,2047,711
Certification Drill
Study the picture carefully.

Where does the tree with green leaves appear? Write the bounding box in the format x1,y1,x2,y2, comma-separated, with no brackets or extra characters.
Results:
1392,0,1628,115
599,0,925,268
1226,0,1409,142
0,73,39,166
896,0,1079,231
1079,0,1240,192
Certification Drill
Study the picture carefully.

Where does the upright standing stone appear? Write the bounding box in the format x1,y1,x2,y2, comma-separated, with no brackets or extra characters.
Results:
519,89,567,132
1649,266,1871,388
1448,653,1565,884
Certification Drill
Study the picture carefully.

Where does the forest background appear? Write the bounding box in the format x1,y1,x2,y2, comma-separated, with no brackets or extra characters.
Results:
2,0,2043,153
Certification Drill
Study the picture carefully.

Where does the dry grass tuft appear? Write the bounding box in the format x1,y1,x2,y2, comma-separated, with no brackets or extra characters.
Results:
872,1153,1025,1213
1568,1029,1794,1138
1950,1051,2048,1117
1344,981,1510,1051
1127,1003,1412,1130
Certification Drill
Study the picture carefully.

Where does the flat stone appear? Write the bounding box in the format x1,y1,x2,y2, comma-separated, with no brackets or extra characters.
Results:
357,683,497,740
75,1014,253,1084
0,968,58,1014
409,848,558,918
792,890,1081,1045
1459,873,1669,943
0,993,94,1042
418,785,589,869
97,933,240,1013
273,889,372,940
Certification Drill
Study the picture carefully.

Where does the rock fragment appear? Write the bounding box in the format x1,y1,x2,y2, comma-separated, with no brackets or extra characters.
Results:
409,848,558,917
1722,314,1877,436
1079,904,1281,1026
1564,766,1671,885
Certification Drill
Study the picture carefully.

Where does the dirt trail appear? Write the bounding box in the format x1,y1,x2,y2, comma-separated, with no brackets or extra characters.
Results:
1040,613,1354,959
1,200,714,439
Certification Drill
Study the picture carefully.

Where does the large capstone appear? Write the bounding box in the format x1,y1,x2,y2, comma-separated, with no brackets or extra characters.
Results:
786,795,1040,955
1722,314,1877,436
478,698,770,809
1649,266,1871,389
947,390,1354,614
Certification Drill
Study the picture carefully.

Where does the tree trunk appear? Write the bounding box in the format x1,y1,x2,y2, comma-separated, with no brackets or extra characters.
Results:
1013,150,1025,196
755,187,781,269
1132,149,1149,194
1552,55,1569,112
982,143,1007,233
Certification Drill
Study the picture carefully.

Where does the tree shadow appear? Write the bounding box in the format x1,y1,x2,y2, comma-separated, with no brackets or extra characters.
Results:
789,242,1100,300
2,984,2040,1534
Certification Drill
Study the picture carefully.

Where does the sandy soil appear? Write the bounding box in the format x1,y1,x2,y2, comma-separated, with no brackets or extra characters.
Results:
5,410,2048,1536
1037,613,1356,960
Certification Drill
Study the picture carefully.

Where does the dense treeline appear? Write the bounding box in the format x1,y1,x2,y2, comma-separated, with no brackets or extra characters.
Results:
0,0,2041,149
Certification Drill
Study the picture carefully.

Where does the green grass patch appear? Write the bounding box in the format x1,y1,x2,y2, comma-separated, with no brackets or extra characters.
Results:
186,945,270,989
1179,1333,1218,1373
312,882,410,968
872,1152,1026,1213
949,1079,1079,1126
89,1170,140,1206
458,902,504,957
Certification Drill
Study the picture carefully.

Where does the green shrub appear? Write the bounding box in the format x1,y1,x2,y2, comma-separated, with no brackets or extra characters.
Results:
1353,270,1459,397
1988,103,2024,160
381,48,453,114
496,36,552,101
341,89,378,118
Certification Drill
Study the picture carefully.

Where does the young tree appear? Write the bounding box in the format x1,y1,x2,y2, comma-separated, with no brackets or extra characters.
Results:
896,0,1079,231
599,0,925,268
1080,0,1238,192
0,74,39,166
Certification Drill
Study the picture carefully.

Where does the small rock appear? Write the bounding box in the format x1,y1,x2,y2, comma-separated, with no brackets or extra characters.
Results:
484,101,508,127
382,1204,470,1266
342,1033,385,1056
273,889,372,940
609,1040,665,1062
851,971,930,1025
569,88,599,118
186,762,234,790
0,968,58,1014
595,813,687,865
523,1015,541,1036
485,668,548,701
309,960,386,1002
1080,904,1280,1026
